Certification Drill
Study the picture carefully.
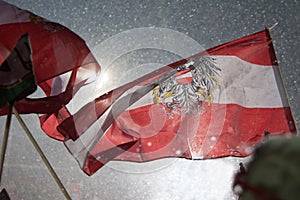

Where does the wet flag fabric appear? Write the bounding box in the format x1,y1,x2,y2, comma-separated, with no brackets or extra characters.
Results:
0,33,36,108
60,29,296,175
0,0,101,140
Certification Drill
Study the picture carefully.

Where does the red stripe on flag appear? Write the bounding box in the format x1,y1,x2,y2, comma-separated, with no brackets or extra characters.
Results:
206,30,277,66
176,77,193,84
82,103,295,175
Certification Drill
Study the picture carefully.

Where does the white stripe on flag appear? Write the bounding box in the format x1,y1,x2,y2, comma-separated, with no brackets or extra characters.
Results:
126,55,288,110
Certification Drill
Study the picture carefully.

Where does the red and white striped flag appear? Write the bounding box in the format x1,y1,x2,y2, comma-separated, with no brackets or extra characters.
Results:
59,29,296,175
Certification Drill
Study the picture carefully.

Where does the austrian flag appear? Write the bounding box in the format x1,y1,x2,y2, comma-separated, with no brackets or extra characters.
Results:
59,29,296,175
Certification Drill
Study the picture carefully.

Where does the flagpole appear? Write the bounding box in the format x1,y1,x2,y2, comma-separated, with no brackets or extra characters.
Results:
12,107,72,200
0,103,13,184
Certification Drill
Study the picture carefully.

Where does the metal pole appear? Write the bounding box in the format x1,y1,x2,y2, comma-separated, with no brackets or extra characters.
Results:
0,103,13,184
12,106,72,200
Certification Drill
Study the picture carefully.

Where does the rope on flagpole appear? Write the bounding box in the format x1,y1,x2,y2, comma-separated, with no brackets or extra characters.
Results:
0,103,13,184
12,106,72,200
